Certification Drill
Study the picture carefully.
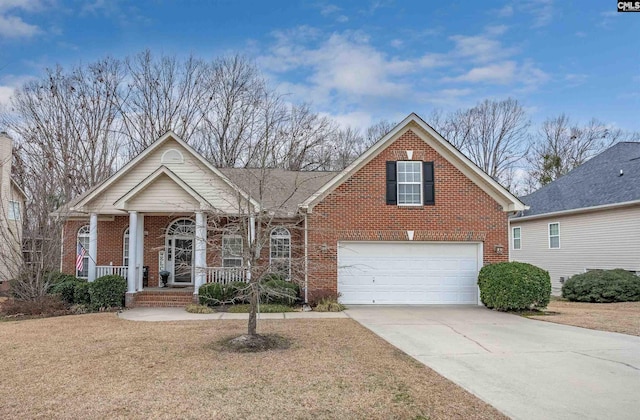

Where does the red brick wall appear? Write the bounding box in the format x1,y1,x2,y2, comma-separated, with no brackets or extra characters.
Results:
61,216,306,287
306,128,509,300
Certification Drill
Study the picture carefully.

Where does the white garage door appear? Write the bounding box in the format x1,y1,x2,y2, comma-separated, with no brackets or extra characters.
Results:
337,242,481,305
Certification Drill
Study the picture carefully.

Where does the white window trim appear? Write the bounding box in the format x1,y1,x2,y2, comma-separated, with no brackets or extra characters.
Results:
512,226,521,250
270,227,292,279
548,222,560,249
77,225,90,279
8,200,20,220
222,235,243,267
123,227,130,266
397,161,423,206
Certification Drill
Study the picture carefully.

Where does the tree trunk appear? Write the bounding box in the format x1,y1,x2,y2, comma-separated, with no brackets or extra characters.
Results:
248,280,258,336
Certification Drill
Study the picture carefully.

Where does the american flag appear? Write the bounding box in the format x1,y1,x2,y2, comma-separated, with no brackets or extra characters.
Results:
76,242,86,272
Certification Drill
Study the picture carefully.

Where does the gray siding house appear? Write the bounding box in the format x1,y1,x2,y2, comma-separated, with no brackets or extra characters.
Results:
509,142,640,294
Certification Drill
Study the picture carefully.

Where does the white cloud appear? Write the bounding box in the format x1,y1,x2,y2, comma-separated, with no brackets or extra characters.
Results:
260,28,447,103
0,14,40,38
322,110,373,131
0,0,51,39
319,4,341,16
444,61,518,84
523,0,555,27
390,39,403,49
496,4,514,17
449,33,517,63
0,85,15,106
485,25,509,36
336,15,348,23
443,60,549,90
564,73,588,86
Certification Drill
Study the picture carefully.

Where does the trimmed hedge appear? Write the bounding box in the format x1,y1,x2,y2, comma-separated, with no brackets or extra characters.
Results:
262,279,299,305
89,275,127,309
199,282,247,306
562,269,640,303
478,262,551,311
50,278,86,304
73,282,92,305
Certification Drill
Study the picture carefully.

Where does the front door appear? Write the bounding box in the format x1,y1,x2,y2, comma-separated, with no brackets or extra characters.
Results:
172,237,193,284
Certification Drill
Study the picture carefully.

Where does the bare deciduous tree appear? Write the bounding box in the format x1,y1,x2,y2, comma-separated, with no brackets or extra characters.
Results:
428,99,530,190
117,50,212,156
527,114,640,187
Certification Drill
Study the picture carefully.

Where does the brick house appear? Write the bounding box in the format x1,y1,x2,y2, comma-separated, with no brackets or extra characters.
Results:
55,113,525,306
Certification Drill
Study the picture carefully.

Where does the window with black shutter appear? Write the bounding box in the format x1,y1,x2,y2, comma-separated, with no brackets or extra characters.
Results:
423,161,435,205
386,161,397,205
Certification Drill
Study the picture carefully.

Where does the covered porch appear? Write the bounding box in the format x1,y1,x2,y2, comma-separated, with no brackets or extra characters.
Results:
82,211,250,301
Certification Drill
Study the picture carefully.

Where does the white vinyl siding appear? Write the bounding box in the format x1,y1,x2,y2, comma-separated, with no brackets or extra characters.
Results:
83,138,244,214
509,206,640,293
549,223,560,249
512,227,521,250
397,161,422,205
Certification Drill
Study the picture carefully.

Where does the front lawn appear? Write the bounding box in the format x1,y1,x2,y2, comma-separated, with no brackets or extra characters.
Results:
0,314,504,419
526,299,640,336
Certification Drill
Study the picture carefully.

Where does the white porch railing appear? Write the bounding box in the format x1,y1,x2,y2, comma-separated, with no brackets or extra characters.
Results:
96,265,129,278
205,267,247,284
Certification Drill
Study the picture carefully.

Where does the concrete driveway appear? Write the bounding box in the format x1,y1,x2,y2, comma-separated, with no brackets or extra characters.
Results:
345,306,640,420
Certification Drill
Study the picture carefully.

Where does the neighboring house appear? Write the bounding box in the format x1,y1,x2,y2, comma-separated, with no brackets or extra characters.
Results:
510,142,640,294
0,132,26,293
53,113,525,306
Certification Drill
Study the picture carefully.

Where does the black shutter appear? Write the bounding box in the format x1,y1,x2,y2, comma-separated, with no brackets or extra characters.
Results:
386,161,397,205
423,161,435,205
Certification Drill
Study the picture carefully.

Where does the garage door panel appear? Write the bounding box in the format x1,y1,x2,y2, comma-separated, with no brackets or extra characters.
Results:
337,242,480,305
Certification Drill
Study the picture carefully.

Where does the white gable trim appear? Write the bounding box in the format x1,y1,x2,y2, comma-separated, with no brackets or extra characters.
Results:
72,131,259,211
300,113,527,213
113,166,210,210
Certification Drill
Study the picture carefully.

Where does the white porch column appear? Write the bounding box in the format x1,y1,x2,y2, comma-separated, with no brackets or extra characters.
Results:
136,214,144,291
88,213,98,282
194,211,207,293
127,211,138,294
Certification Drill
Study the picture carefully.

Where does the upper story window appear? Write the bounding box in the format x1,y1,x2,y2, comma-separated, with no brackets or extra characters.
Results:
8,200,20,220
386,161,434,206
397,161,422,205
76,225,90,278
222,235,243,267
512,227,521,250
549,223,560,249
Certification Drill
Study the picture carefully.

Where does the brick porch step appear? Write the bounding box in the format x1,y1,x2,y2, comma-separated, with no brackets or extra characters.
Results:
133,290,195,307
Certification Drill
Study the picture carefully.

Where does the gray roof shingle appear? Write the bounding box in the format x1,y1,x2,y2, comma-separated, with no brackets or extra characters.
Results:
517,142,640,217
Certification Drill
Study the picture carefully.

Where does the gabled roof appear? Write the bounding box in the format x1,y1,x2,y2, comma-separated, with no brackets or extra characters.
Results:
69,130,259,212
219,168,337,217
516,142,640,219
301,112,526,212
113,166,211,210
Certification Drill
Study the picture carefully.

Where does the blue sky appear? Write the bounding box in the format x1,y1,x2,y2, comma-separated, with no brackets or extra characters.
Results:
0,0,638,132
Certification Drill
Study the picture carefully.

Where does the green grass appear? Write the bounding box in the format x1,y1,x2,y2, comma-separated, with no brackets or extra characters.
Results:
227,304,296,313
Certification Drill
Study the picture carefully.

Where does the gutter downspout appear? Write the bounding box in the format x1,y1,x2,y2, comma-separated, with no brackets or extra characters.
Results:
304,211,309,304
